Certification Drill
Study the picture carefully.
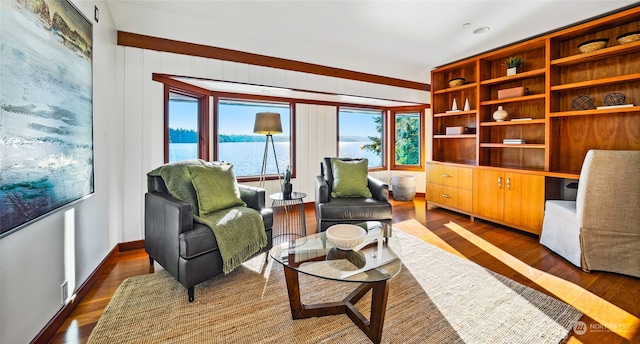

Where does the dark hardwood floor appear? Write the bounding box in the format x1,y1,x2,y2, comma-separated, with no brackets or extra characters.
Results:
49,197,640,344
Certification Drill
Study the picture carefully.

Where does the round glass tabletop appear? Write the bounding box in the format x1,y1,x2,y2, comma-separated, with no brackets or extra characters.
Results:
269,221,402,283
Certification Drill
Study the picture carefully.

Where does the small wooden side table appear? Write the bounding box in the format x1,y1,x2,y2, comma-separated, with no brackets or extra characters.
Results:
269,192,307,245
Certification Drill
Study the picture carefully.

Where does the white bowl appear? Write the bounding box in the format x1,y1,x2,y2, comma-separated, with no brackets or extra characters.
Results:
326,224,367,250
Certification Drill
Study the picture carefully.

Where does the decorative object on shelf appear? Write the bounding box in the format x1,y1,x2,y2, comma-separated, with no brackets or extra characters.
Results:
571,95,595,110
504,56,523,76
450,98,459,111
492,106,508,122
254,112,283,187
616,31,640,45
448,77,465,88
603,92,625,106
445,126,467,135
282,165,292,198
463,98,471,111
503,138,526,144
498,87,529,99
577,38,609,53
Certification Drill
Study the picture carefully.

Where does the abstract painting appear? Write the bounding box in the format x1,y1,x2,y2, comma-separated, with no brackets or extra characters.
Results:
0,0,93,237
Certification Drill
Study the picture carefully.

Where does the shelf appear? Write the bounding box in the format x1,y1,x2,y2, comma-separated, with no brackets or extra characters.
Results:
480,119,546,126
550,73,640,91
481,94,545,105
480,68,546,86
434,134,477,139
551,40,640,67
433,83,477,95
432,7,640,180
480,143,545,148
433,110,476,117
549,105,640,117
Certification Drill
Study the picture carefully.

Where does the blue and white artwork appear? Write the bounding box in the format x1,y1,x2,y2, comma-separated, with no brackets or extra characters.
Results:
0,0,93,237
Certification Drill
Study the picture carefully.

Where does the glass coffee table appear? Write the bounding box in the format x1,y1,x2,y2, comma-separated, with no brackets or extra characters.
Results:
269,221,401,344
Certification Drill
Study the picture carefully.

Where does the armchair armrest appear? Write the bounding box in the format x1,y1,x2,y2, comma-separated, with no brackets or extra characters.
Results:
145,192,194,236
315,175,329,204
145,192,195,277
368,176,389,201
238,184,265,211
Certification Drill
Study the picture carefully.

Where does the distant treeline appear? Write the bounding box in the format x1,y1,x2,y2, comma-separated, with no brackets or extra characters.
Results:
170,129,297,143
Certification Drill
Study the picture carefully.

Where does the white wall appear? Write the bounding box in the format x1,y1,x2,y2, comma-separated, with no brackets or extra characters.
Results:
117,45,430,242
0,1,120,343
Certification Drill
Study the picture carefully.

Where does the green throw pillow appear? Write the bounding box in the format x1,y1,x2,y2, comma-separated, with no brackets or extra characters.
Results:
187,164,246,217
330,158,372,198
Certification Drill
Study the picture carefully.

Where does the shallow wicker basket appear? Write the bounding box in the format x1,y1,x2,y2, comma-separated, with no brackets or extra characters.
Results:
617,31,640,45
604,92,625,106
572,95,594,110
448,78,465,88
577,38,609,53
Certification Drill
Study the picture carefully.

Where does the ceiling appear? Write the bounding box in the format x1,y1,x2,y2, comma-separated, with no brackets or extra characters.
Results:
106,0,637,84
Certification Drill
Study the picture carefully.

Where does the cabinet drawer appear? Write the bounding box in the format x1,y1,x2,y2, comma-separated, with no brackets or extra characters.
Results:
426,183,472,212
426,164,473,190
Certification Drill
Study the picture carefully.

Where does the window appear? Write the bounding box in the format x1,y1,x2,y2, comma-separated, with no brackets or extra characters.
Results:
338,108,384,168
217,99,292,178
391,110,424,170
166,90,207,163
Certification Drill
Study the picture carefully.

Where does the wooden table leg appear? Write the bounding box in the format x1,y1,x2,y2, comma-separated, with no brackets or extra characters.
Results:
282,266,390,343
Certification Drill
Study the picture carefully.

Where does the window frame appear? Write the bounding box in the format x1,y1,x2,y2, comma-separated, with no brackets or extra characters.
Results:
389,107,426,171
337,106,387,171
163,85,210,163
214,96,295,182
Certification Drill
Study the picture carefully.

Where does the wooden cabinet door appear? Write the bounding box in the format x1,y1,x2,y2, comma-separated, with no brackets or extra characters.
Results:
503,173,545,234
473,169,504,221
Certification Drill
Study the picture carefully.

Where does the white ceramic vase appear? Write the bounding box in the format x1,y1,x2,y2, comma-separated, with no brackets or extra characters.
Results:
493,106,508,122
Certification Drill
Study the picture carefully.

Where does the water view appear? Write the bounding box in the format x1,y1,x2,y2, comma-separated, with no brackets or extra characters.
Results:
169,141,382,176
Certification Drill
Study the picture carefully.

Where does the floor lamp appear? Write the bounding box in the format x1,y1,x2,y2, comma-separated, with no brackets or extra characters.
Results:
254,112,283,188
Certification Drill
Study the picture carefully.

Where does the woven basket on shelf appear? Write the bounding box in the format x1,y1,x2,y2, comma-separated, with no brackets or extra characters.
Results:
448,78,465,88
572,95,594,110
617,31,640,45
604,92,625,106
577,38,609,53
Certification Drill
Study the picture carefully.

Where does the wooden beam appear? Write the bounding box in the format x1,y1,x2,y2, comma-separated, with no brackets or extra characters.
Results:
118,31,430,92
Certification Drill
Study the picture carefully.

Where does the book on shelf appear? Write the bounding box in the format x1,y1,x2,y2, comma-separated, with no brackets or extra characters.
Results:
503,139,526,144
511,117,533,121
596,104,634,110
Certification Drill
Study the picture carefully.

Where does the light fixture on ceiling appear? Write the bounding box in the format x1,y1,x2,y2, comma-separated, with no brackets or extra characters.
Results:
462,23,471,28
473,26,490,34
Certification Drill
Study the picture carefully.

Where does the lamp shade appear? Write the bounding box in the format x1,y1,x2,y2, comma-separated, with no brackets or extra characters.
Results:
253,112,283,134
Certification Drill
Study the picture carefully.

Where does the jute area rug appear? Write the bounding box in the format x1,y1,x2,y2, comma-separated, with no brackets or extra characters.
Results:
88,221,581,343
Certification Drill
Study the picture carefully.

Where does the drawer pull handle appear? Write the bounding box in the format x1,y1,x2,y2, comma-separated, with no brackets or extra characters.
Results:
441,193,451,198
442,174,451,178
506,177,511,190
498,176,502,188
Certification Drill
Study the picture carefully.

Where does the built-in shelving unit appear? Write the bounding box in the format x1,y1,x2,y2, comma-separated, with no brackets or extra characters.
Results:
428,5,640,234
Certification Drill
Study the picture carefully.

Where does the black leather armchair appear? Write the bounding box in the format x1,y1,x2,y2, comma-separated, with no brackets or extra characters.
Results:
145,175,273,302
314,157,392,232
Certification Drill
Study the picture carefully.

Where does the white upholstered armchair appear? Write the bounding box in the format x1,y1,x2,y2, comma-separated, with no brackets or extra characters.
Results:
539,150,640,278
